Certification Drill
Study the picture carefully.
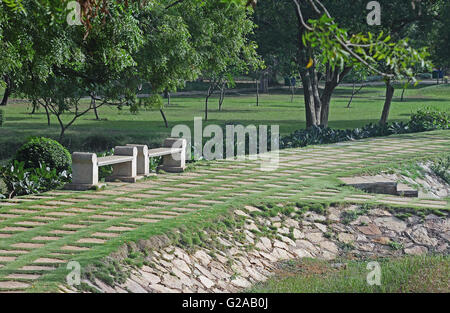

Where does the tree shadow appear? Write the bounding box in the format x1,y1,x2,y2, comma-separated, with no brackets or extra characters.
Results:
392,97,447,103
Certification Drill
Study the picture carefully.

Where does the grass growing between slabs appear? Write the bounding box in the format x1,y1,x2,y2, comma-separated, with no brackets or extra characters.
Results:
248,255,449,293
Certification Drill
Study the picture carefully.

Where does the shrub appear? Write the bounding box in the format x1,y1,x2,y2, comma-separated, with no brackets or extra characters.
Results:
0,109,4,127
431,155,450,184
15,137,72,172
0,160,70,198
409,107,449,132
280,123,406,149
417,73,433,80
280,108,448,150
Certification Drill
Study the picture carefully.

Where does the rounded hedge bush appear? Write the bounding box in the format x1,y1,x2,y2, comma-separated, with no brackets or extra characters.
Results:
15,137,71,172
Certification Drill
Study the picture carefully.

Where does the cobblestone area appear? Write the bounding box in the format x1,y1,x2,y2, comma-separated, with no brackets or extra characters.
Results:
81,205,449,293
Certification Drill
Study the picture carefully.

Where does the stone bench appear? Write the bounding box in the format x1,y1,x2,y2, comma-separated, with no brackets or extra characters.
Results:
65,138,186,190
65,146,137,190
127,137,187,175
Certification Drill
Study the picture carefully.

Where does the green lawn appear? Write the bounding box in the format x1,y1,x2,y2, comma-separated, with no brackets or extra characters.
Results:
248,255,450,293
0,83,449,161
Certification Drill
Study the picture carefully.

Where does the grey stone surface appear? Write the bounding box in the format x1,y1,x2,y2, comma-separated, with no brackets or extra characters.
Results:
84,204,449,294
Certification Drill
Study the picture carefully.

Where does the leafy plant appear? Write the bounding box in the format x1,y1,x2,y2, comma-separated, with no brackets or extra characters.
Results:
388,240,404,250
149,156,162,173
431,155,450,184
0,160,70,198
15,137,72,172
409,107,449,132
340,206,369,225
281,108,448,150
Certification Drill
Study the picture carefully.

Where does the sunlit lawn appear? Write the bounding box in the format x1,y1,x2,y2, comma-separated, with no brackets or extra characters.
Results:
0,83,449,161
249,255,450,293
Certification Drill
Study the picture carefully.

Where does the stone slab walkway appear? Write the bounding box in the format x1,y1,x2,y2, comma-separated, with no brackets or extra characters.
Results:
0,131,449,292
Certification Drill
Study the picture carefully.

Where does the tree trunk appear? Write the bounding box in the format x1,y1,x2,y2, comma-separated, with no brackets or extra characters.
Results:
320,90,332,127
380,80,395,125
256,79,259,106
319,65,352,127
205,84,215,121
293,8,351,129
31,101,37,114
92,97,99,120
347,82,356,108
299,68,318,128
44,104,51,126
290,82,295,103
56,114,66,141
205,95,209,121
218,83,225,111
400,78,411,102
164,89,170,106
0,76,11,106
160,109,168,128
347,83,364,108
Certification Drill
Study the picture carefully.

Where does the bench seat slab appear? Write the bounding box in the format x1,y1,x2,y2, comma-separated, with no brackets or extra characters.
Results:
147,147,183,158
98,155,135,167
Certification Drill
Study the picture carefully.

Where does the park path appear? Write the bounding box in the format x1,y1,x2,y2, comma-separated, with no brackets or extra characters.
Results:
0,130,449,292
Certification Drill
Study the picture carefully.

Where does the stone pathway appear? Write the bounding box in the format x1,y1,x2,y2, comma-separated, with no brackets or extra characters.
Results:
0,131,449,292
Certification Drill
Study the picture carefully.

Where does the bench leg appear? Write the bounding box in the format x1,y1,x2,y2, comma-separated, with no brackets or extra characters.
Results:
106,146,138,183
159,138,187,173
65,153,99,190
126,144,150,177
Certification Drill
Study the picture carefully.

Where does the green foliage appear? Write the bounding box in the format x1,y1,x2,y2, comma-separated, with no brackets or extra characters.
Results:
2,0,25,13
15,137,72,172
150,156,163,173
409,106,449,132
281,107,449,149
340,206,369,225
430,1,450,68
136,94,164,113
388,240,404,250
303,14,431,79
431,155,450,184
0,160,70,198
281,122,406,148
3,0,260,137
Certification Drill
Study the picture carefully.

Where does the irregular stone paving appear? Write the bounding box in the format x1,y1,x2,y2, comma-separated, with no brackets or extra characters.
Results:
0,131,449,292
83,204,449,293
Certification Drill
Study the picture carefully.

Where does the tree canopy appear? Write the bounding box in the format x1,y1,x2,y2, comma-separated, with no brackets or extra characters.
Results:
1,0,261,135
